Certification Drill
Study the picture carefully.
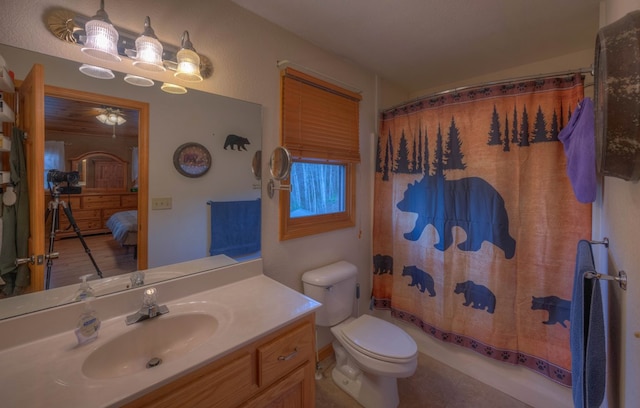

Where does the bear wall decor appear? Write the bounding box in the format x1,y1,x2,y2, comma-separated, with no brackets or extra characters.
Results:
224,134,251,151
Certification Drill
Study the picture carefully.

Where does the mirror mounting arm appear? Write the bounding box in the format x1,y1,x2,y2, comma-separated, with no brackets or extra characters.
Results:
267,180,291,199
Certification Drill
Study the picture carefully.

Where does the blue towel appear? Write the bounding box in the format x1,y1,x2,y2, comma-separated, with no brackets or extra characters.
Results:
570,240,605,408
208,199,261,258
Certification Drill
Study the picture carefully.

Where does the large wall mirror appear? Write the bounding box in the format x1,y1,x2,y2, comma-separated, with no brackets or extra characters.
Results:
0,43,262,319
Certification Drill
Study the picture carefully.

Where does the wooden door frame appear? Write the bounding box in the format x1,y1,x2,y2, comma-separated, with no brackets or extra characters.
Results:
16,65,45,293
41,85,149,282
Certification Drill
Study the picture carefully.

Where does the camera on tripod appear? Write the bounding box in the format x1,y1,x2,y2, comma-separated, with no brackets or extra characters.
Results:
47,169,80,185
47,169,81,194
44,170,101,287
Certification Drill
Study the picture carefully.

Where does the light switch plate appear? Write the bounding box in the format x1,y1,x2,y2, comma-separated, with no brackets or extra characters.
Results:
151,197,172,210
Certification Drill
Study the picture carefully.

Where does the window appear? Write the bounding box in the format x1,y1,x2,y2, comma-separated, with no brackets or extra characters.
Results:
44,140,65,189
279,68,361,240
290,162,345,218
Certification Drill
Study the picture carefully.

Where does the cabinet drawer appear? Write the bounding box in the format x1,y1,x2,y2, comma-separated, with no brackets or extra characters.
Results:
65,196,81,209
65,209,100,221
124,352,258,408
59,219,102,232
82,195,121,209
45,194,81,209
258,322,313,387
121,194,137,207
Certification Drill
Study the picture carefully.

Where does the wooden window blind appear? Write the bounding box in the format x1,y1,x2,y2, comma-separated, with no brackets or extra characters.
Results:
281,68,361,163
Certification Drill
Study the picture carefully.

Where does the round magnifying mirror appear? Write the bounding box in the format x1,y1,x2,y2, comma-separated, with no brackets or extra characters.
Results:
251,150,262,180
269,147,292,180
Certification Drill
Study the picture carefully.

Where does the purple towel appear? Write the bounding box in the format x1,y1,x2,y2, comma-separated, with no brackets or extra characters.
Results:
558,98,596,203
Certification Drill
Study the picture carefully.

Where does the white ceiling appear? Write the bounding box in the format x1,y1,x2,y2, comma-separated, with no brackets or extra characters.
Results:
231,0,601,92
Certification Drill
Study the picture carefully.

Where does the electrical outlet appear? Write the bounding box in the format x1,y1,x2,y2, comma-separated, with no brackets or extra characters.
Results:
151,197,172,210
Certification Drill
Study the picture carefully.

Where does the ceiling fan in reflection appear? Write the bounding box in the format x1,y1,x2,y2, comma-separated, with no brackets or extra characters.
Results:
96,107,126,138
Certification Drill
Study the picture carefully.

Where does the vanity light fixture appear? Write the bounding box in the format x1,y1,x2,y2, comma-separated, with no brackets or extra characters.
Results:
46,2,213,84
80,0,121,62
132,17,165,72
175,31,203,82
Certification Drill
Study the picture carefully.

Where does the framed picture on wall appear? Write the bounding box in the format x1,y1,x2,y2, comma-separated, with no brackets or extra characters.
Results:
173,142,212,178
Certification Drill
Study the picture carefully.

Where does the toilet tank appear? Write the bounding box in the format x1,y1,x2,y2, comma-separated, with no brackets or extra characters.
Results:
302,261,357,327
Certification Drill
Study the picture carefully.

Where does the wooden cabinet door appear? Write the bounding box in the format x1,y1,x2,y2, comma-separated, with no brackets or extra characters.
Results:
243,362,315,408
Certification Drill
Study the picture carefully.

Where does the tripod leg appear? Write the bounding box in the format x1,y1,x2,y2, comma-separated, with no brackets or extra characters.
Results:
60,204,104,279
44,202,58,290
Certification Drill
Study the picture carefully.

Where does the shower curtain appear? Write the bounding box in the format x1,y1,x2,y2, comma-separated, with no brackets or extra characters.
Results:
372,74,591,385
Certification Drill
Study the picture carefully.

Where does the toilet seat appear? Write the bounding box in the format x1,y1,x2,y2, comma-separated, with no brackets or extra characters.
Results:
338,315,417,364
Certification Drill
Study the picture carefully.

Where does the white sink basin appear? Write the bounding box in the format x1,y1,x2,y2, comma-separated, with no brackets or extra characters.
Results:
82,312,218,380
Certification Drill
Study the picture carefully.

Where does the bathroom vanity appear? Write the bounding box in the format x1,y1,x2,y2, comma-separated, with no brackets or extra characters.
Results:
0,259,320,407
125,314,315,407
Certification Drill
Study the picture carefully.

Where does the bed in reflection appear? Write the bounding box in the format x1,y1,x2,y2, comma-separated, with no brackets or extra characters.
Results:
106,210,138,258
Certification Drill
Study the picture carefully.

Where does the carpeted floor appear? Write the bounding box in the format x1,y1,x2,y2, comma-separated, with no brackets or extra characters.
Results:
315,352,532,407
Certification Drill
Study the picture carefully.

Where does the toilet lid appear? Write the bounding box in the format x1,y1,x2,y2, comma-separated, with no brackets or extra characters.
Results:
340,315,417,361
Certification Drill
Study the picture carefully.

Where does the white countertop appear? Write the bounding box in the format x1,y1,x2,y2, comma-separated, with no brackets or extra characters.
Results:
0,266,320,407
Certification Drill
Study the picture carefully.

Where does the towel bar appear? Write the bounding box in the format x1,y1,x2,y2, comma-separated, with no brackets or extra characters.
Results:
585,270,627,290
589,237,609,248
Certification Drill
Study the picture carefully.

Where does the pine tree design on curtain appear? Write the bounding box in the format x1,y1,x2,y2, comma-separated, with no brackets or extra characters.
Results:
372,74,591,386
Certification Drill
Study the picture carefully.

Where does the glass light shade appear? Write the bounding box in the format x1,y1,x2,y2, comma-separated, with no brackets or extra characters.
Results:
124,74,154,87
79,64,114,79
161,82,188,94
96,109,126,125
175,48,203,82
113,114,126,125
96,113,108,123
81,19,121,62
133,35,165,72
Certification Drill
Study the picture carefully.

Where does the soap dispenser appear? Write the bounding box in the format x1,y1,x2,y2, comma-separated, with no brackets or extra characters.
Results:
75,296,101,345
74,274,95,301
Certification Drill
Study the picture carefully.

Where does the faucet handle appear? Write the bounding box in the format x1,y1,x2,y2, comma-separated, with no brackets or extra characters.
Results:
130,271,145,288
143,287,158,307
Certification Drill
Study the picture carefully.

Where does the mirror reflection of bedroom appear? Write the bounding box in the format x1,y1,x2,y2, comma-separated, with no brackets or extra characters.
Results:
44,95,139,289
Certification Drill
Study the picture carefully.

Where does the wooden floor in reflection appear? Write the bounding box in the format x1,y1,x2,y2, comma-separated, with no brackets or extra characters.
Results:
48,233,137,289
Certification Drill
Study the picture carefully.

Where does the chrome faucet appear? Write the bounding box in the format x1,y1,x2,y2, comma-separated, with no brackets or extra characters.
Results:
125,287,169,325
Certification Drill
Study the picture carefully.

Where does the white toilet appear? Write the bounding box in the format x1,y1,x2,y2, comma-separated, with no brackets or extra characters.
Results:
302,261,418,408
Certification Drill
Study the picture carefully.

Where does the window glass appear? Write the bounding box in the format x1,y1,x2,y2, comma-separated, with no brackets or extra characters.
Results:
290,162,345,218
44,140,65,188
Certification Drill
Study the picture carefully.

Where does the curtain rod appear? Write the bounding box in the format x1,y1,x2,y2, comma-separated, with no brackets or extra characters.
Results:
276,59,363,94
385,65,594,112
